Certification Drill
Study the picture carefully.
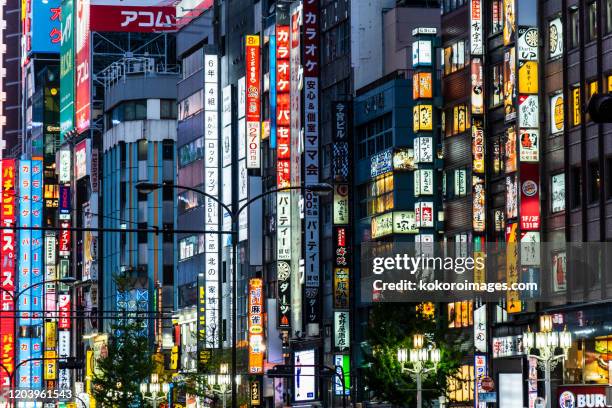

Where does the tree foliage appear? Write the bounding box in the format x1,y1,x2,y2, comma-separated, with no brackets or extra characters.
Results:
91,318,155,407
361,303,464,407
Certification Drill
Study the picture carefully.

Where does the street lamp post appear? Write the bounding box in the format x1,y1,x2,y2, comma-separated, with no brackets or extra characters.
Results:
397,334,441,408
140,373,170,408
206,363,241,408
136,181,332,408
523,315,572,408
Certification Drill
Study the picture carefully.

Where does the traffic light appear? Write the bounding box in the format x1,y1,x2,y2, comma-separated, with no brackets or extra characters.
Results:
266,364,292,378
587,93,612,123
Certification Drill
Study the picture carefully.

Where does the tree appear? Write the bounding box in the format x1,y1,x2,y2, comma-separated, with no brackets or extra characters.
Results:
361,303,464,407
91,276,155,407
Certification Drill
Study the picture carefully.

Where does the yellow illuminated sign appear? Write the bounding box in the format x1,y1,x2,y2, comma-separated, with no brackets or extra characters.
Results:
518,61,538,94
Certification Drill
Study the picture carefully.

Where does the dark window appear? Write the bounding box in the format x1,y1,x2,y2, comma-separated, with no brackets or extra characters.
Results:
588,162,600,203
571,166,582,208
442,0,466,14
163,223,173,243
163,265,174,285
138,191,148,201
222,261,227,284
161,99,177,119
120,181,126,205
138,222,148,244
135,100,147,119
163,185,174,201
125,101,136,121
120,142,126,167
163,140,174,160
138,140,148,161
570,8,580,49
588,2,598,41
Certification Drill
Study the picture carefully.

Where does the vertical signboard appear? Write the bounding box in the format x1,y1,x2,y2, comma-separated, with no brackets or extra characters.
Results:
245,35,261,169
204,53,220,350
60,0,75,140
17,160,33,388
30,160,44,388
302,0,321,329
248,278,264,374
289,3,302,331
75,0,90,133
0,160,16,387
29,0,62,53
277,261,291,328
269,31,277,148
275,22,291,331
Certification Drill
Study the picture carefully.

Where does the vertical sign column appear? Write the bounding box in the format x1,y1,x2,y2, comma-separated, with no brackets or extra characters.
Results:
275,24,291,330
0,160,16,388
60,0,75,141
248,278,264,374
469,6,489,404
469,0,487,295
75,0,90,134
516,15,541,307
302,0,321,333
57,150,72,391
203,53,220,355
332,102,351,372
289,0,302,335
246,35,261,169
411,29,437,254
30,160,44,389
502,0,521,314
17,160,34,388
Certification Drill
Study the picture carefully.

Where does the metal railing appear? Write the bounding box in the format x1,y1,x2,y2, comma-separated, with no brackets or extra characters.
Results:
100,57,180,90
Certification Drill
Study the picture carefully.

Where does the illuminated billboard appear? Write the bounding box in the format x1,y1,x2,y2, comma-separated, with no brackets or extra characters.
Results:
294,349,316,402
203,53,220,349
25,0,62,56
248,278,264,374
75,0,91,133
0,160,16,387
245,35,261,169
90,3,175,32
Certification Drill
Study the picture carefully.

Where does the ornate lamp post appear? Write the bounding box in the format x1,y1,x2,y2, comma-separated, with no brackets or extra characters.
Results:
397,334,441,408
523,315,572,408
139,373,170,408
207,363,241,408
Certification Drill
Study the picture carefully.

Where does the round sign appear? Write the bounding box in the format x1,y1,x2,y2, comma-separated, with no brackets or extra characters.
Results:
480,376,495,392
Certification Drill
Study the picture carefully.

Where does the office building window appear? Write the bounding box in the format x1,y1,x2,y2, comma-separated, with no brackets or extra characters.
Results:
443,104,470,137
178,90,204,121
356,113,392,160
178,186,205,214
588,2,598,41
161,99,178,119
443,40,468,75
491,64,503,107
572,86,582,126
588,162,600,203
178,138,204,167
183,48,203,79
571,166,582,209
491,0,503,35
570,8,580,49
358,173,394,217
442,0,467,14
